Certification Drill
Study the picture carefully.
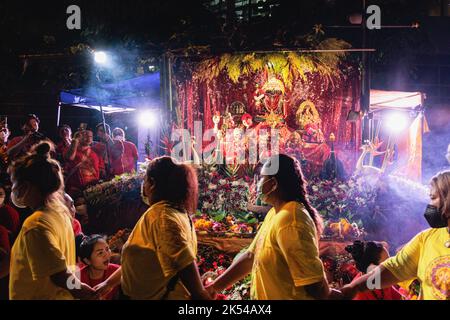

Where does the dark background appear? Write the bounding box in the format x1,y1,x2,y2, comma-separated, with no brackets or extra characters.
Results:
0,0,449,177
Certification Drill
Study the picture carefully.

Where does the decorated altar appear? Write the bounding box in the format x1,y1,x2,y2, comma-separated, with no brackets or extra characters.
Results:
170,49,362,176
77,49,429,300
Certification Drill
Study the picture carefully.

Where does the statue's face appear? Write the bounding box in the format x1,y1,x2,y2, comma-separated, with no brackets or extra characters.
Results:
213,115,220,124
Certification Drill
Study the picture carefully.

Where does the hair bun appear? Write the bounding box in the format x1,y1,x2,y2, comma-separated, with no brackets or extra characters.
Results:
346,240,365,259
34,141,51,157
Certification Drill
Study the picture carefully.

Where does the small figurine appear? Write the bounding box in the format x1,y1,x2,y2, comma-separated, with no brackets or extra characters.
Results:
254,84,265,109
241,113,253,130
212,111,221,134
222,112,235,131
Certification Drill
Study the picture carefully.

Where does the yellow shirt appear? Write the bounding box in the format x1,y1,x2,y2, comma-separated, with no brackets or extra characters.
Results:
121,201,197,300
382,228,450,300
9,209,76,300
248,201,325,300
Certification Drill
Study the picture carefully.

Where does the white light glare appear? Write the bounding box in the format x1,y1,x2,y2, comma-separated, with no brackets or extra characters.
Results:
94,51,108,64
385,112,408,133
138,110,158,128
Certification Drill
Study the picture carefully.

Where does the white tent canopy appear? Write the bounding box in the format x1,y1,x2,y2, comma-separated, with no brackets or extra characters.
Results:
370,90,424,111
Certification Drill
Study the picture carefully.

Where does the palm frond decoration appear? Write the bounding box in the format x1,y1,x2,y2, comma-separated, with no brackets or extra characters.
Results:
193,37,351,89
221,163,240,179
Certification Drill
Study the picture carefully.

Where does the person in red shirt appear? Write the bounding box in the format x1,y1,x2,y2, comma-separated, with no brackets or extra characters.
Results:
0,224,11,300
77,234,120,300
63,192,83,236
345,240,402,300
7,114,48,160
92,123,124,179
0,184,20,239
64,129,103,197
56,124,72,165
110,127,138,176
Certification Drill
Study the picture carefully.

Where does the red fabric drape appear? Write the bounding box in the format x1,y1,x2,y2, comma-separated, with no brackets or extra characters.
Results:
173,62,361,173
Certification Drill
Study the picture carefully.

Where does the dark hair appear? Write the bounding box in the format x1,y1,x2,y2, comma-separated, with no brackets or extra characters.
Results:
112,127,125,138
264,154,323,236
77,234,105,263
345,240,384,273
9,141,63,199
58,124,71,134
430,170,450,219
146,156,198,215
25,114,40,124
96,123,111,136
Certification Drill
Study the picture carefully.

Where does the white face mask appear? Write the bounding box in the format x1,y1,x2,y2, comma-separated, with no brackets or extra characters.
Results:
11,188,28,208
140,182,151,206
257,177,277,204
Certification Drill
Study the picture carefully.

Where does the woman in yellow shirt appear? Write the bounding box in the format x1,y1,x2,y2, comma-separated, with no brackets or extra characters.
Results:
118,156,211,300
208,154,339,299
9,142,95,300
342,170,450,300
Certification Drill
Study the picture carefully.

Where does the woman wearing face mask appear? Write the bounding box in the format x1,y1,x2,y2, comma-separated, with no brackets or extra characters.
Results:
116,156,211,300
8,142,96,300
208,154,339,300
341,170,450,300
77,235,120,300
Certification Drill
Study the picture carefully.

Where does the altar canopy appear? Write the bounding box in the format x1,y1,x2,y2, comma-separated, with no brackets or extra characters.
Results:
172,52,362,176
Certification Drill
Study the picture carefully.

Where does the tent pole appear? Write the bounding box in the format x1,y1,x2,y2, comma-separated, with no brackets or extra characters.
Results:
99,103,111,176
57,102,61,127
168,54,173,115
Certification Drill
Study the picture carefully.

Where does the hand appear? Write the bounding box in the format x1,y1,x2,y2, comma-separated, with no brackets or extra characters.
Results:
328,288,344,300
205,284,218,300
340,284,358,300
93,281,113,300
64,137,72,146
73,131,82,142
72,283,99,300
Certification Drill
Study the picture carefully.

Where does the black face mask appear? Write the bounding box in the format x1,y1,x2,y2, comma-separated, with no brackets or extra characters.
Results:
424,205,448,228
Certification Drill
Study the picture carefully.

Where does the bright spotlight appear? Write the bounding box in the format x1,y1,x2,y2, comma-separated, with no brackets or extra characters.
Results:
385,112,409,133
94,51,108,64
138,110,158,128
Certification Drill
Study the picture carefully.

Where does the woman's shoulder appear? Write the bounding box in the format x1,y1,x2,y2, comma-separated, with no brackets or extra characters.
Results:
22,210,71,233
418,227,448,242
276,201,313,228
21,210,46,229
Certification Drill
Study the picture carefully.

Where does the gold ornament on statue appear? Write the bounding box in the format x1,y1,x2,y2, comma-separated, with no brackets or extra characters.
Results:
296,100,321,129
261,110,284,129
262,76,285,96
329,133,336,142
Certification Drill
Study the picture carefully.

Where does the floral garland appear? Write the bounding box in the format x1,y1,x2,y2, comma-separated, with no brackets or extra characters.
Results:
83,172,145,208
198,165,251,214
